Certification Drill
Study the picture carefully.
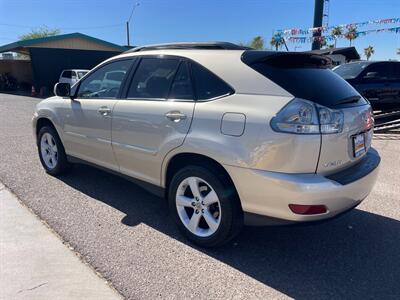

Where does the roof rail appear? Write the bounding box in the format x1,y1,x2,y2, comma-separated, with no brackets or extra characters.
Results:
125,42,251,53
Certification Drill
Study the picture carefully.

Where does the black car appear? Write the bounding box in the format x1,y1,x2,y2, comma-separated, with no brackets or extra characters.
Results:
333,61,400,112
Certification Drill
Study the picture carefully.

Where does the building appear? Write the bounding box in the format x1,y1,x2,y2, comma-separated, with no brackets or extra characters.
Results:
0,33,127,95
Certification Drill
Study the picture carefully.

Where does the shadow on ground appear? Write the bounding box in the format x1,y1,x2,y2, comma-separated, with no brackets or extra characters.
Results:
59,164,400,299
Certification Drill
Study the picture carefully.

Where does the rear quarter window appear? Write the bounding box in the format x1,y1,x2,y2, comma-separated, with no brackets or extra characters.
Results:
190,62,233,101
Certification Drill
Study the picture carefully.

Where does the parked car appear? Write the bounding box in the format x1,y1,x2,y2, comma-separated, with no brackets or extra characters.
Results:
333,61,400,111
33,42,380,247
58,69,89,87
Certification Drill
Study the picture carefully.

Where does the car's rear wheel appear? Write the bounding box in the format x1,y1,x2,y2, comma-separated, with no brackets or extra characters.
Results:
168,165,243,247
38,126,69,175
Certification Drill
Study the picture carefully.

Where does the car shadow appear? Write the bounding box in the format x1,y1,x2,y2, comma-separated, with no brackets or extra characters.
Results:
59,163,400,299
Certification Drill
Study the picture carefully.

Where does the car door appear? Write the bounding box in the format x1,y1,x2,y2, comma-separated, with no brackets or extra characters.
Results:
111,57,195,185
62,59,134,171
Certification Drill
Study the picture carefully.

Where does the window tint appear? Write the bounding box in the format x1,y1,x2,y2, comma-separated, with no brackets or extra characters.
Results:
247,59,367,108
62,71,72,78
191,63,233,100
77,71,88,79
394,64,400,80
77,60,133,99
333,62,369,79
168,62,194,100
364,63,395,80
128,58,179,99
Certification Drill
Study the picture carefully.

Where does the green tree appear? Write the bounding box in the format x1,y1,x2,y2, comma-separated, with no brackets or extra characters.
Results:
249,36,264,50
364,46,375,61
344,26,357,46
331,26,342,48
19,26,61,41
270,33,284,51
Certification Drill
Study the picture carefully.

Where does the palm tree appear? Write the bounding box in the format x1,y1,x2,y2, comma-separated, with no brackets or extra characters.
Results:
250,36,264,50
331,26,342,48
344,26,358,46
364,46,375,60
270,33,284,51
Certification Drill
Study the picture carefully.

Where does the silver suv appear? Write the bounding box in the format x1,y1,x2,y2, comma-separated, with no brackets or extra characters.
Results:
33,42,380,247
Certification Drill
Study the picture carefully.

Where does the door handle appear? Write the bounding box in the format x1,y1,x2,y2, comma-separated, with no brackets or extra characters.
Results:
165,111,187,122
98,106,112,116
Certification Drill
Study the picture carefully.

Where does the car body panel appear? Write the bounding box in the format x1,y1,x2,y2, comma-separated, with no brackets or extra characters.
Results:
317,104,373,174
111,99,195,185
61,98,119,171
224,148,379,221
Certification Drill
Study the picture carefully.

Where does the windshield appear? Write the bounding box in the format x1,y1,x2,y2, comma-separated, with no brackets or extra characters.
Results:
333,62,370,79
77,71,88,79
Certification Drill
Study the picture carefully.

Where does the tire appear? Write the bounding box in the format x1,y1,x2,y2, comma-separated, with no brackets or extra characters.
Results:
37,126,70,175
168,165,243,247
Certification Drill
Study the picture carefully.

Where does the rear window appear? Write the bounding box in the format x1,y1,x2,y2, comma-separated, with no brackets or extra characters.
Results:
61,70,72,78
243,51,367,108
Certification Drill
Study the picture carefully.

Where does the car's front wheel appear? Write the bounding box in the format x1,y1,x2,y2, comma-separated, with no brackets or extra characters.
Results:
37,126,70,175
168,165,243,247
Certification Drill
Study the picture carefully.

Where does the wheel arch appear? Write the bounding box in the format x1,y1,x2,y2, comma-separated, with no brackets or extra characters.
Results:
35,117,63,146
163,152,238,197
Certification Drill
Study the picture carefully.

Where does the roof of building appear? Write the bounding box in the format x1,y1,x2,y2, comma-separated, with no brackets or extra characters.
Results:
0,32,127,54
307,47,360,61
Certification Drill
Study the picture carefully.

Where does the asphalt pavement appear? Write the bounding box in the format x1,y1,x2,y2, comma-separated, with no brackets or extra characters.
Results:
0,93,399,299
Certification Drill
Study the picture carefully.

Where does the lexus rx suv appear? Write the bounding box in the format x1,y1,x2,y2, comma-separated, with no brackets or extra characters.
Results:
33,42,380,247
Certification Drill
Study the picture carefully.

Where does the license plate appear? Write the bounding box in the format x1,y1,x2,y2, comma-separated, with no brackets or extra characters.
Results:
353,133,366,158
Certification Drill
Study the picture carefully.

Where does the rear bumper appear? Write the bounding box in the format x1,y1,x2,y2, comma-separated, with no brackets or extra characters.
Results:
224,148,380,225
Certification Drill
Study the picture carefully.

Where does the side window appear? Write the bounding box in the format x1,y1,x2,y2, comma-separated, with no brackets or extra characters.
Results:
127,58,180,100
71,71,77,79
62,71,72,79
394,64,400,80
77,60,133,99
363,63,394,81
168,62,194,100
191,62,233,100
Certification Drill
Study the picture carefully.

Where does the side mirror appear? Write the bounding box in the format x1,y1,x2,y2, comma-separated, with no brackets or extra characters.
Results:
363,72,379,79
54,82,70,97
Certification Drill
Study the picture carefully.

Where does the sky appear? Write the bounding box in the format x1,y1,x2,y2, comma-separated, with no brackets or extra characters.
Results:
0,0,399,60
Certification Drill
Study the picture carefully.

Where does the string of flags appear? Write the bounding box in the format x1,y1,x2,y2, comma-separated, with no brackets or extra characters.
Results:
284,26,400,43
277,17,400,36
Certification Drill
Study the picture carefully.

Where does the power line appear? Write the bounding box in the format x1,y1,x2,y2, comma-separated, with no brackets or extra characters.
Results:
0,23,125,30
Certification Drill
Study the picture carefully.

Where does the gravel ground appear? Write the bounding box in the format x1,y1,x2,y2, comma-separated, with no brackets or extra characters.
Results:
1,93,399,300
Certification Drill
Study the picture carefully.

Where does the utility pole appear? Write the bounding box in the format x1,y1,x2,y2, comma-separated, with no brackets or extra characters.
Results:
126,22,130,46
312,0,324,50
126,2,140,46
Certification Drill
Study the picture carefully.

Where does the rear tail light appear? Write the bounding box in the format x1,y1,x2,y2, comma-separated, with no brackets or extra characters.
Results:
289,204,327,215
271,98,344,134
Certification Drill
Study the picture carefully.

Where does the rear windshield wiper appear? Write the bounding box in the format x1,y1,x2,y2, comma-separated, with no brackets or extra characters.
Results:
335,95,361,105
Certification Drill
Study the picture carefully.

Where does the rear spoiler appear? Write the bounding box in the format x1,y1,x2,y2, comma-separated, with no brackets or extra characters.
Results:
241,51,332,69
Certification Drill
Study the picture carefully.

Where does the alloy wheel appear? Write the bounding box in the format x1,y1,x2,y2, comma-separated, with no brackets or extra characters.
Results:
175,176,221,237
40,132,58,169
